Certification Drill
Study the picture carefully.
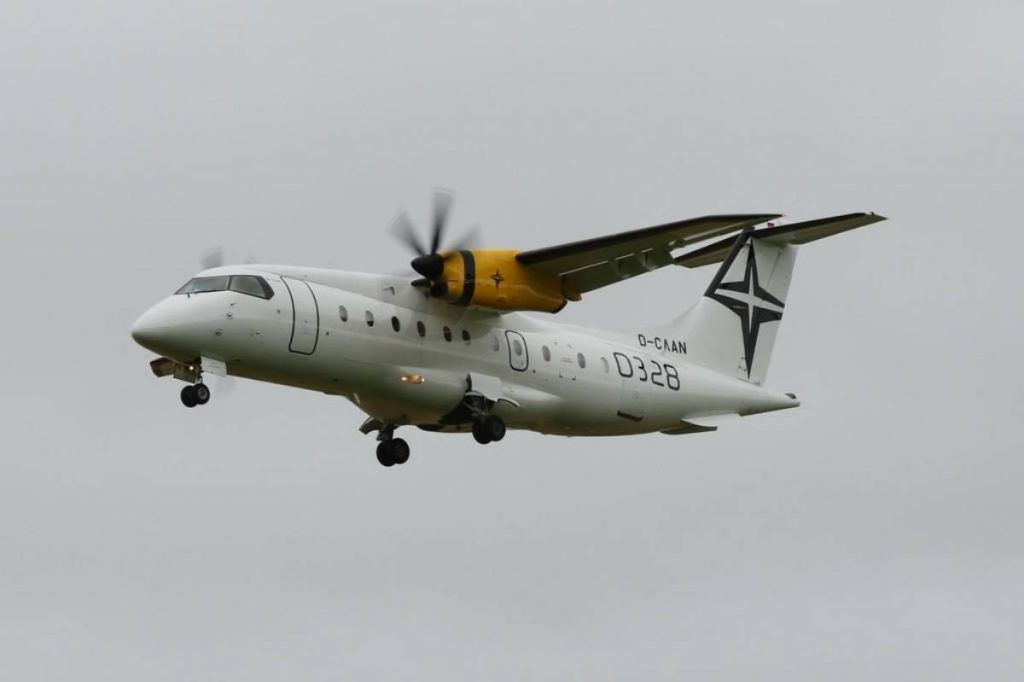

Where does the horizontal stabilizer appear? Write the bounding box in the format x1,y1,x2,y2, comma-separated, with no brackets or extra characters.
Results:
674,212,886,268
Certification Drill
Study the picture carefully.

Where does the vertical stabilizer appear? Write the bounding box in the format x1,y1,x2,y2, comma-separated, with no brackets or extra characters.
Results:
673,233,795,384
666,212,885,385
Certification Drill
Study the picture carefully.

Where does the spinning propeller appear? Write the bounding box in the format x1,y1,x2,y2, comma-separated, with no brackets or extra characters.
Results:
199,247,256,271
391,189,479,296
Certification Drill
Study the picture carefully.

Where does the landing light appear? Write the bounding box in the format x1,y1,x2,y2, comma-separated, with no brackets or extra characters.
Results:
400,374,425,384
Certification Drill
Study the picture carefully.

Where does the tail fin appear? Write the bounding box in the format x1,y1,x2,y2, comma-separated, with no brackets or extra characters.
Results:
667,212,886,385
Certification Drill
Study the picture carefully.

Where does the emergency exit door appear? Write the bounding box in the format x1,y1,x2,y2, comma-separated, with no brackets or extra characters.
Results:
505,330,529,372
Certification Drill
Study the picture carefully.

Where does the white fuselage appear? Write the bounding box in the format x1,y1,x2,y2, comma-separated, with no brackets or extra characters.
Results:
131,265,798,436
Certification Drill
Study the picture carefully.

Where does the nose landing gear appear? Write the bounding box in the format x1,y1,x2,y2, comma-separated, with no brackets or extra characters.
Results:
376,438,410,467
472,415,506,445
180,383,211,408
373,424,411,467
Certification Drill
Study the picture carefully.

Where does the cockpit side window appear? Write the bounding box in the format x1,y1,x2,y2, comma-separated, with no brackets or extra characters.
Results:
229,275,274,299
176,276,230,295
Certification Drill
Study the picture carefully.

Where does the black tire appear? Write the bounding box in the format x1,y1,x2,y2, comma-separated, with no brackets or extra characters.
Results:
484,415,506,442
472,421,492,445
376,442,395,467
180,385,198,408
390,438,410,464
194,383,211,405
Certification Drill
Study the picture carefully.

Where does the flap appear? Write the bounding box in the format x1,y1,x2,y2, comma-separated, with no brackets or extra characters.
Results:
675,213,887,269
516,214,780,294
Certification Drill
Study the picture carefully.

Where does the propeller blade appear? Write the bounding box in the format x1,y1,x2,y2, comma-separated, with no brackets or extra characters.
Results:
391,210,428,256
430,189,454,254
200,247,225,270
449,224,482,252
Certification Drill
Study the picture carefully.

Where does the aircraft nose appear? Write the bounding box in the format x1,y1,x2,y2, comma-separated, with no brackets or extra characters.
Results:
131,295,219,358
131,306,165,349
131,297,190,354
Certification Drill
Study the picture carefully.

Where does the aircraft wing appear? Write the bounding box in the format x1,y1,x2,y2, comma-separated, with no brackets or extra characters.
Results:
515,214,780,295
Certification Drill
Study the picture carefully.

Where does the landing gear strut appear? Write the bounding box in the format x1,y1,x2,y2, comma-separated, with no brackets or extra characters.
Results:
180,383,211,408
472,415,506,445
375,424,410,467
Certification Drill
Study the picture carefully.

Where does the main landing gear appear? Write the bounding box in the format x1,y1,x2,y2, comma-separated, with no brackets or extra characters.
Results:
180,383,211,408
375,425,410,468
472,414,506,445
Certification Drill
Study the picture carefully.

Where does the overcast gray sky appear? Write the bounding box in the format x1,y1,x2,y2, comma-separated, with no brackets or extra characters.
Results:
2,1,1022,679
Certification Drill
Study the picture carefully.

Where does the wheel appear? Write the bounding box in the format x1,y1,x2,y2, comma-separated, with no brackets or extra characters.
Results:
180,385,198,408
390,438,410,464
472,420,492,445
483,415,506,442
376,441,395,467
193,383,210,405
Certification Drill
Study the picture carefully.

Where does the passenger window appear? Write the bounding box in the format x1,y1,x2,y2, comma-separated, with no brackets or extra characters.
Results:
365,311,375,327
513,339,524,356
601,357,610,373
416,321,426,338
228,275,273,299
461,329,471,344
339,305,348,322
443,326,452,342
542,346,551,361
175,275,230,295
491,335,500,352
577,352,586,369
391,316,401,332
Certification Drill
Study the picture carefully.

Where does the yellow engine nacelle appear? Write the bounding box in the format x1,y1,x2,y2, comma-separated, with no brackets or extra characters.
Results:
432,250,578,313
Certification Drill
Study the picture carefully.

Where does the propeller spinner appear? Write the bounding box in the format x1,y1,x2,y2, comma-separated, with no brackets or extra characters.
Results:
391,190,479,296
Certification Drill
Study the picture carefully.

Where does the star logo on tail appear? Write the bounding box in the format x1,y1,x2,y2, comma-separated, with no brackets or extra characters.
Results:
706,241,785,377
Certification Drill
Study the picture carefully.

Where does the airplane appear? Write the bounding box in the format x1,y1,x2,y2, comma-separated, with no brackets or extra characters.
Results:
130,192,886,467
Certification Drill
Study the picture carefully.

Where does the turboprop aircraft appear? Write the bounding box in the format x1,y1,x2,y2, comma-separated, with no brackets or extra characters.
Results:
131,192,886,467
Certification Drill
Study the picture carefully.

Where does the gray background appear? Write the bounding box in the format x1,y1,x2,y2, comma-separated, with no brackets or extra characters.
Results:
2,1,1022,679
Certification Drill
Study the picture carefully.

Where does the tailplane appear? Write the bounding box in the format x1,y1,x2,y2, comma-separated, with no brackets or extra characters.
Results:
664,212,886,385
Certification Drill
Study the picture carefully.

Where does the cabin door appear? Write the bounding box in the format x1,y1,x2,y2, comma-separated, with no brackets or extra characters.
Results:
283,278,319,355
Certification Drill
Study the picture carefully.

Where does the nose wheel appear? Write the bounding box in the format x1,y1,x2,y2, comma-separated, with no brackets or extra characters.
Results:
374,424,411,467
376,438,410,467
472,415,506,445
180,383,211,408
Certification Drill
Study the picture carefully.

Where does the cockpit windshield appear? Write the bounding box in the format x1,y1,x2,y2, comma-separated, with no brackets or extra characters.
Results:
176,276,229,295
175,275,274,299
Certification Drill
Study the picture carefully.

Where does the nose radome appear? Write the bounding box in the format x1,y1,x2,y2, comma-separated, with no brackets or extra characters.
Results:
130,295,216,358
131,307,163,349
